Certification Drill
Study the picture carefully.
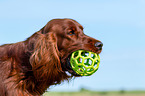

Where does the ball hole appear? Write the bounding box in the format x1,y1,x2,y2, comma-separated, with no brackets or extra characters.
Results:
85,53,89,56
79,68,83,72
94,63,98,68
71,59,76,67
91,54,96,59
84,58,92,67
77,57,83,63
95,60,98,63
90,68,94,71
74,51,79,58
87,68,90,71
89,59,92,65
78,65,81,68
84,59,87,63
78,66,85,72
87,68,94,72
81,51,89,57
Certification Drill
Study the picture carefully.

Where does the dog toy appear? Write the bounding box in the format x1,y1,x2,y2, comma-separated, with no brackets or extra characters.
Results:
70,50,100,76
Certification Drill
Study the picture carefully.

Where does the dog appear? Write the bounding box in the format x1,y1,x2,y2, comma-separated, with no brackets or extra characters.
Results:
0,19,103,96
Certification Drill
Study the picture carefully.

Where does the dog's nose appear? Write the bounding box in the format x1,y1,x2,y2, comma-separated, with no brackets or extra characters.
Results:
94,42,103,50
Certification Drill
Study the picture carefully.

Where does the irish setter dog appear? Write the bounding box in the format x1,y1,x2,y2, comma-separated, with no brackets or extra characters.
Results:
0,19,103,96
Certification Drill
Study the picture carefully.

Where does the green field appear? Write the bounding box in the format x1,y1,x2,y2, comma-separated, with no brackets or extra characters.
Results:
43,90,145,96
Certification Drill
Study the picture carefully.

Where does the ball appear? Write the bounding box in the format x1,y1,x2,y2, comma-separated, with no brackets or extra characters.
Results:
70,50,100,76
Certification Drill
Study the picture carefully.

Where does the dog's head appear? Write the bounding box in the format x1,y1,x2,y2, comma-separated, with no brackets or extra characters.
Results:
32,19,103,77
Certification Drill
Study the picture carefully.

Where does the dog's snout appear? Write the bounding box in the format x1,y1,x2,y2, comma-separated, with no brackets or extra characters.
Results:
94,42,103,50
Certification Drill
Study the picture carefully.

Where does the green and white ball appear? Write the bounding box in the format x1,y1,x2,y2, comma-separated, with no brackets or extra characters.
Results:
70,50,100,76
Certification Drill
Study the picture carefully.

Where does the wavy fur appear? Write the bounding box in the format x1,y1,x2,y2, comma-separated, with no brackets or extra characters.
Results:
0,19,102,96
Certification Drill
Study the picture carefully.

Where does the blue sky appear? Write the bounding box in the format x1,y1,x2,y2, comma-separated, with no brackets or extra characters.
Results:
0,0,145,91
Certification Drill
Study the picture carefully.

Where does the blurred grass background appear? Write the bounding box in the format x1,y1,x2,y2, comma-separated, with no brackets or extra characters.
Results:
43,90,145,96
43,88,145,96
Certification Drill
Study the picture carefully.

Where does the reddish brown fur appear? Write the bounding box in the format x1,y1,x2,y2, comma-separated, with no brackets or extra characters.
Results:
0,19,102,96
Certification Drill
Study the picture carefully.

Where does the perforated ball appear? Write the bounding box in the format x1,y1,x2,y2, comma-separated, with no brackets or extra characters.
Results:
70,50,100,76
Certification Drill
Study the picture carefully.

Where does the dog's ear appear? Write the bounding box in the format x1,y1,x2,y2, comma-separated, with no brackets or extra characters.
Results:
30,32,62,80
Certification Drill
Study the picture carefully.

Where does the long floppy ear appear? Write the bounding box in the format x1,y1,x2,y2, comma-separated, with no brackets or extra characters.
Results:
30,32,62,81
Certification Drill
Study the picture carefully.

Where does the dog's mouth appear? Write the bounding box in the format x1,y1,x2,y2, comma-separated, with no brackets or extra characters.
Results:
65,55,80,76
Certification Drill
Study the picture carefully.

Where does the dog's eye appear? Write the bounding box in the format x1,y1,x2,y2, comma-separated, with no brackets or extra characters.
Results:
68,30,75,36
